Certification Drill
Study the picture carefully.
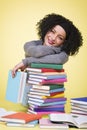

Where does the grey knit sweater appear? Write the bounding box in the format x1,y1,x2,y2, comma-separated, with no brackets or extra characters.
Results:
22,40,69,66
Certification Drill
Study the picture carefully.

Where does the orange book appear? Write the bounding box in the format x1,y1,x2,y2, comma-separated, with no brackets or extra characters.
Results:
0,112,42,124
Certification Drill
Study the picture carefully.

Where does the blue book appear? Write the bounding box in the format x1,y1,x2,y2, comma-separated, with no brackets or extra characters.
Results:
71,97,87,105
5,70,27,103
6,120,38,127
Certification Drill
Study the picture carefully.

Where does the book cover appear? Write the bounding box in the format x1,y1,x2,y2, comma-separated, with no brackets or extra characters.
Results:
39,118,69,129
5,70,27,103
70,97,87,105
0,112,42,124
30,63,63,70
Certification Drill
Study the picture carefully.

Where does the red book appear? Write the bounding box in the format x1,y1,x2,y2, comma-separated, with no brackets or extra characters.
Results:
0,112,42,124
26,68,64,73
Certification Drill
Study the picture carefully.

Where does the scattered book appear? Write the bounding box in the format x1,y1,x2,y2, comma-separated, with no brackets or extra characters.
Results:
0,108,16,117
5,70,27,103
0,112,42,124
70,97,87,105
39,118,69,129
6,120,38,127
49,113,87,128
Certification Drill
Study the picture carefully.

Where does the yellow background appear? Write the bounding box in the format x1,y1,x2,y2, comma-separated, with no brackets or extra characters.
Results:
0,1,87,129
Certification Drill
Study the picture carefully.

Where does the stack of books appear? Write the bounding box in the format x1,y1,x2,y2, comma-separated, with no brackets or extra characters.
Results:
0,111,42,127
26,63,67,114
70,97,87,117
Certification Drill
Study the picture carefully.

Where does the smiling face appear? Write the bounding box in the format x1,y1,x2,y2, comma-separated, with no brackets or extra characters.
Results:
43,25,66,47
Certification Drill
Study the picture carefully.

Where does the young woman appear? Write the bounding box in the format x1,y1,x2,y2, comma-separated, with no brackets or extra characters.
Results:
12,13,83,77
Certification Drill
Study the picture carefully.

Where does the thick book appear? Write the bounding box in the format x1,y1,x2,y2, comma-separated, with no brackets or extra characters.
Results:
26,67,64,73
6,120,38,127
27,109,63,115
30,63,63,70
28,92,64,99
70,97,87,105
30,87,65,94
0,112,42,124
49,113,87,128
31,107,64,112
28,78,67,85
28,97,66,104
39,118,69,129
28,100,66,106
32,84,64,91
29,73,67,80
5,70,27,103
29,90,64,96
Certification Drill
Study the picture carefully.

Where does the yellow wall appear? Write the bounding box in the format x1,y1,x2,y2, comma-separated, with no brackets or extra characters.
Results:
0,0,87,112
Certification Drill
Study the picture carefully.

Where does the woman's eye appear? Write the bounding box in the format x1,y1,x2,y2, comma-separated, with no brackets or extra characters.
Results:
51,29,55,33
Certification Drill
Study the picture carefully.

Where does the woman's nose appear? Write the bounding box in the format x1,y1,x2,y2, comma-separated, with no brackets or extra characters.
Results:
52,34,57,40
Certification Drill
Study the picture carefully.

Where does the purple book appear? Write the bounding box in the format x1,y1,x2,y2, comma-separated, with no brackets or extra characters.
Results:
42,97,66,103
41,78,67,84
32,107,64,112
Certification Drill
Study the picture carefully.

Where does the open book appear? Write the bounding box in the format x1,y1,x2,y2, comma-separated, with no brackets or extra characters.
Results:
49,113,87,128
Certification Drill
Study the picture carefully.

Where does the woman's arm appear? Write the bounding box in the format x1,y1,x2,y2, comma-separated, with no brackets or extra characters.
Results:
11,62,27,78
22,52,69,66
24,41,58,57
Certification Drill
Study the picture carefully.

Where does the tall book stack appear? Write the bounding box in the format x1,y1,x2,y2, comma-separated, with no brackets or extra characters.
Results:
26,63,67,114
70,97,87,117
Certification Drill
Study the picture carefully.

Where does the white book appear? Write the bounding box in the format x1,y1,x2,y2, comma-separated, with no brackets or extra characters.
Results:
71,106,87,112
30,88,49,93
32,85,51,90
39,118,69,129
70,97,87,105
71,103,87,108
71,109,87,114
28,94,47,99
28,80,40,85
49,113,87,128
29,91,50,96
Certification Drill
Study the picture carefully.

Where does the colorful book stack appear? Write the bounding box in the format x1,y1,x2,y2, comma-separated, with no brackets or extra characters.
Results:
70,97,87,117
26,63,67,114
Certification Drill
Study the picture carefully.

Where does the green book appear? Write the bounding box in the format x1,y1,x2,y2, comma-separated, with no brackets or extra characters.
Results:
32,84,64,91
30,63,63,70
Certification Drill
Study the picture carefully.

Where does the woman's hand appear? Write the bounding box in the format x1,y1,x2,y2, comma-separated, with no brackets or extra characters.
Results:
11,62,27,78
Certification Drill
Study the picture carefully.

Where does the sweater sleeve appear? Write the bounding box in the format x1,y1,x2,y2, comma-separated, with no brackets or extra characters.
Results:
24,41,58,58
22,51,69,66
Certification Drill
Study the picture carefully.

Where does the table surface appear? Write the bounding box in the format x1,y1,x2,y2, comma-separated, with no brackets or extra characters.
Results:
0,100,85,130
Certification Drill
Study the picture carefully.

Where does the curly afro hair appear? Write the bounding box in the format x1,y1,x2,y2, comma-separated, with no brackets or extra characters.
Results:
36,13,83,56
